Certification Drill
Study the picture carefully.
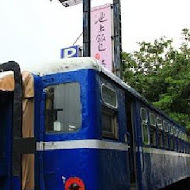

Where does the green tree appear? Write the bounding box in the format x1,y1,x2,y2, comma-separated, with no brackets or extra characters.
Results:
122,29,190,128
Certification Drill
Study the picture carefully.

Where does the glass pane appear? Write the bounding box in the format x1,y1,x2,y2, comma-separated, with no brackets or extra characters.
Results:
158,131,163,148
175,128,179,137
102,111,113,133
142,123,149,145
150,128,156,146
157,117,163,130
45,83,81,133
149,113,156,126
179,131,182,139
164,134,169,148
102,108,117,138
140,108,148,123
163,120,169,132
170,137,174,150
102,85,117,108
169,124,173,134
173,126,176,136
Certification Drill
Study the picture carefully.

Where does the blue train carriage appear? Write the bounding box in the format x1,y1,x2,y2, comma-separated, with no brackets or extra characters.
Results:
34,57,132,190
0,58,190,190
138,102,190,189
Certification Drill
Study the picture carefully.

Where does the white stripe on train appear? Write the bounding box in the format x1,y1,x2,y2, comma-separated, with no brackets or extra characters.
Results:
36,140,190,157
36,139,129,151
142,147,190,157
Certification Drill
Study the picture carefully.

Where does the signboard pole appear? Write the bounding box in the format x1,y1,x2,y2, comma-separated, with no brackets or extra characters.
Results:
113,0,122,78
83,0,91,57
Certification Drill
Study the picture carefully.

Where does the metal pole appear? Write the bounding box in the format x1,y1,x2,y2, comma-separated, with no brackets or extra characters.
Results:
113,0,122,78
83,0,91,57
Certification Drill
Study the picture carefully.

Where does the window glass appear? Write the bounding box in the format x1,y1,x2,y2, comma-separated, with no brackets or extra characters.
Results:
149,113,156,126
45,83,82,133
157,117,163,130
150,128,157,147
169,124,173,134
140,108,148,123
179,131,182,139
102,107,117,138
149,113,156,146
164,134,169,149
142,123,150,145
163,121,169,132
170,137,174,150
173,126,176,136
140,107,149,145
175,128,178,137
158,131,163,148
102,85,117,108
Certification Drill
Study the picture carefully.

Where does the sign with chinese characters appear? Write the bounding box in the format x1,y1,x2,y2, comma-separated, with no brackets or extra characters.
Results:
61,45,80,58
91,4,113,71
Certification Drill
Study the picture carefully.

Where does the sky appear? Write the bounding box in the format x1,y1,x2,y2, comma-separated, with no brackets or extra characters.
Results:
0,0,190,69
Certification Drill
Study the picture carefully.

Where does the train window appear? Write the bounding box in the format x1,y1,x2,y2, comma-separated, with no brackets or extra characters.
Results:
163,121,169,132
175,128,178,137
156,117,163,130
142,123,150,145
149,113,156,126
45,83,82,133
157,117,163,148
169,124,174,150
173,127,179,151
169,124,173,135
163,121,169,149
102,106,118,139
173,126,176,137
178,131,181,152
170,136,174,150
149,113,156,147
140,108,150,145
179,131,182,139
101,84,118,139
101,84,117,108
140,108,148,122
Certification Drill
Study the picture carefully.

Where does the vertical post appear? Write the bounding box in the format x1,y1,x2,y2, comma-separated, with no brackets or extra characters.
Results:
83,0,91,57
113,0,122,78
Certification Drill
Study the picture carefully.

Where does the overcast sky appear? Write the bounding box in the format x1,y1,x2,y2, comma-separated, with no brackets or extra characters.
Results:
0,0,190,69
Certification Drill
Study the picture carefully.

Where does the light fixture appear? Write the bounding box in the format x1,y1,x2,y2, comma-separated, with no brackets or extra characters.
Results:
58,0,82,7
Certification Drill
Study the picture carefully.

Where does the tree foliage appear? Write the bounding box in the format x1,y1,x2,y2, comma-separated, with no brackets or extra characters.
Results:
122,28,190,128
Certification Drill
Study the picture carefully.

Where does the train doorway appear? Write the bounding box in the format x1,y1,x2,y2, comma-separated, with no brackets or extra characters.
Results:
126,97,137,190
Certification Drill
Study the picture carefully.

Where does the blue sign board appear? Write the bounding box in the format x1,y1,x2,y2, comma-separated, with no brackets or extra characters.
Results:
61,45,80,59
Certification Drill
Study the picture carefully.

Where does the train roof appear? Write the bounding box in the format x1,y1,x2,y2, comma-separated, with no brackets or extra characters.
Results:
29,57,146,100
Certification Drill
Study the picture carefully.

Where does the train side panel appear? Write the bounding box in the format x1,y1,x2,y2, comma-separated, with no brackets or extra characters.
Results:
34,69,131,190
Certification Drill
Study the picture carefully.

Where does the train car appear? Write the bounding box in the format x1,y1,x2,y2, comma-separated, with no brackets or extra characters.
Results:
0,58,189,190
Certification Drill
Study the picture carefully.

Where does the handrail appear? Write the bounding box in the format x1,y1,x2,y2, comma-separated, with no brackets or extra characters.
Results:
0,61,23,177
0,61,36,181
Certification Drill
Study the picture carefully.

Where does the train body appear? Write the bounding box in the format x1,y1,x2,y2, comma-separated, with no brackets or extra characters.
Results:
0,58,190,190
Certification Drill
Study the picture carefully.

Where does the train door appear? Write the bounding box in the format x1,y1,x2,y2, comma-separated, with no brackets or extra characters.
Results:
126,97,137,190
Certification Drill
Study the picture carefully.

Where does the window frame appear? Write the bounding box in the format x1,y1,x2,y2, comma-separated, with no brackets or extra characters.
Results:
101,83,118,140
140,107,150,145
102,106,118,139
149,112,157,147
101,84,118,109
44,82,82,134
